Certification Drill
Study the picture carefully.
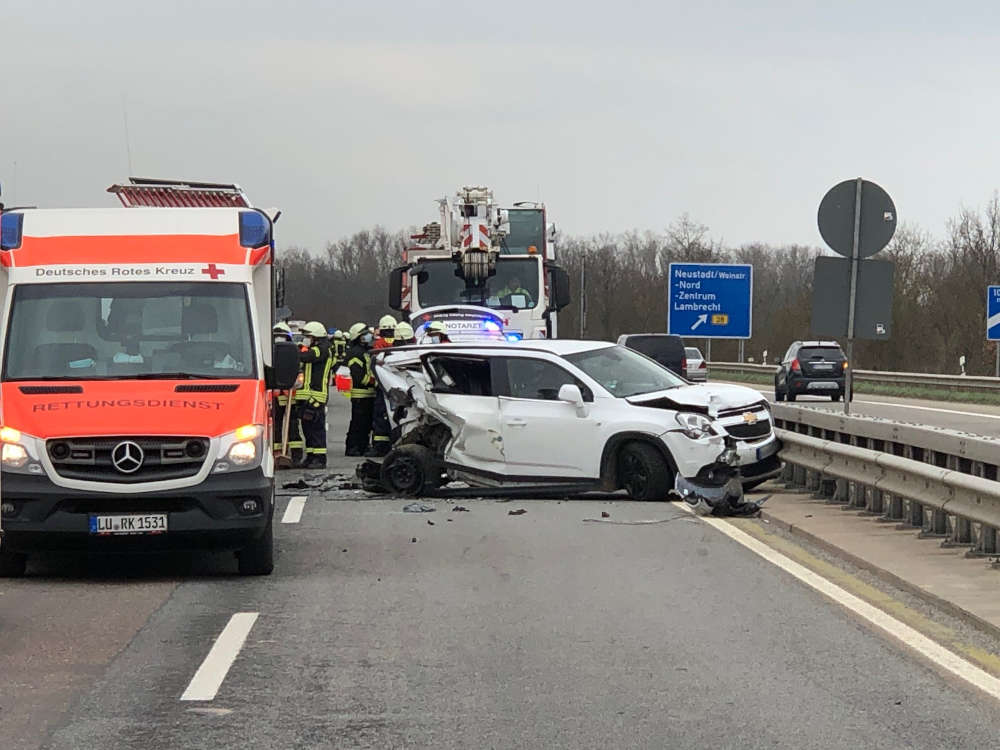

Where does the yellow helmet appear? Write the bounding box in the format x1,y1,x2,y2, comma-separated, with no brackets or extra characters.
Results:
347,322,368,341
427,321,447,334
379,314,397,330
273,321,292,334
301,321,328,338
395,321,414,340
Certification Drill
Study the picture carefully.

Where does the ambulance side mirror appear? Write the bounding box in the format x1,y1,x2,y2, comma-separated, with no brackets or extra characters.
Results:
269,341,300,390
549,266,571,311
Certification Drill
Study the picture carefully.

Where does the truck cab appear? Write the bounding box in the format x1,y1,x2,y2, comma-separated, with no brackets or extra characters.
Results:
0,201,298,576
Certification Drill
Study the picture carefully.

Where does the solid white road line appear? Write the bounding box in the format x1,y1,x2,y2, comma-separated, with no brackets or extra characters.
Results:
698,512,1000,702
281,495,307,524
180,612,260,702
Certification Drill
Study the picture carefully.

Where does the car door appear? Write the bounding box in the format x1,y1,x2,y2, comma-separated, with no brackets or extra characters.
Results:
421,354,506,474
777,343,798,389
497,355,603,478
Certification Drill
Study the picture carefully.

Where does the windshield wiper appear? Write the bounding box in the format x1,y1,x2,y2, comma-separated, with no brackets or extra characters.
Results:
124,372,231,380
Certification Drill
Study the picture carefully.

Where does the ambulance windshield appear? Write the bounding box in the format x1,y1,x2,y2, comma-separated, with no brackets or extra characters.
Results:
4,282,256,380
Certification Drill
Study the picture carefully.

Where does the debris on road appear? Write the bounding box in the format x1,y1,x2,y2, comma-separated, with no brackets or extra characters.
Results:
601,511,611,518
452,505,469,512
508,509,527,516
403,502,436,513
427,520,435,526
411,537,418,543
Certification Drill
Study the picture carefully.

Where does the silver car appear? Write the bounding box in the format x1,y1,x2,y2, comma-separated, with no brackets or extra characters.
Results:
684,347,707,381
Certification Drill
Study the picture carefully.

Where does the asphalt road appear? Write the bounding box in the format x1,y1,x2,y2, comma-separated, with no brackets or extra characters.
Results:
4,400,1000,749
717,381,1000,436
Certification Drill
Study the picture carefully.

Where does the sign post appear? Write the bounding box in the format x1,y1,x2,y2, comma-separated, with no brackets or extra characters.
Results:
816,178,897,415
667,263,752,343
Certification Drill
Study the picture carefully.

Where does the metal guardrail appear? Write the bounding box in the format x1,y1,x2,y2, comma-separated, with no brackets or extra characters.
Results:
771,403,1000,557
710,362,1000,393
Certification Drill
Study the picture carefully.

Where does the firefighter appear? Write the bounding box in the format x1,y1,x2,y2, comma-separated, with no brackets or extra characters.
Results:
426,321,451,344
331,329,348,366
345,322,376,456
394,321,416,346
374,314,397,349
297,321,334,468
497,275,534,306
272,322,304,464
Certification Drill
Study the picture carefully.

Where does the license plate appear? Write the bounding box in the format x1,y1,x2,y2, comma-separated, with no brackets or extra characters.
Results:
807,381,838,390
89,514,168,535
812,363,834,370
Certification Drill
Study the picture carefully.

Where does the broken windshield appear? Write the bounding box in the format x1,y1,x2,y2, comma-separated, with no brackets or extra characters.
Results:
565,345,686,398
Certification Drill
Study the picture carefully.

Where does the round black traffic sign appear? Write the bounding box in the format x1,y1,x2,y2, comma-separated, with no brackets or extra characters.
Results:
817,178,896,258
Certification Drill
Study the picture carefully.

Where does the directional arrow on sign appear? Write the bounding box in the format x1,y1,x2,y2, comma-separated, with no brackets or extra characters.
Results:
690,314,708,331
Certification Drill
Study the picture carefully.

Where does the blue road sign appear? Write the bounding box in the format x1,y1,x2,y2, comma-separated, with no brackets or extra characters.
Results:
668,263,752,339
987,286,1000,341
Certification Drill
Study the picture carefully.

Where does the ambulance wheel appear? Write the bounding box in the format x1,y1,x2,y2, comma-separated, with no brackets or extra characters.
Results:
237,522,274,576
381,445,439,496
0,548,27,577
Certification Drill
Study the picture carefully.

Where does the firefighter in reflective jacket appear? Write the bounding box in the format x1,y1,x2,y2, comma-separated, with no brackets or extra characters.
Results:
272,322,306,464
345,322,376,456
296,321,334,468
373,314,396,350
331,329,348,365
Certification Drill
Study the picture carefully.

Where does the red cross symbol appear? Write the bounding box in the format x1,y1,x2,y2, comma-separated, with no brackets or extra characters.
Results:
201,263,225,280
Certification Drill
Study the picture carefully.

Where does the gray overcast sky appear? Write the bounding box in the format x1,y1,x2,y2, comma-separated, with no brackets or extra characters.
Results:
2,1,996,251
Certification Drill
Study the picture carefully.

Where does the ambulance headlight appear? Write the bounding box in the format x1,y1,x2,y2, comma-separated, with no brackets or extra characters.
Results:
1,428,44,474
214,425,264,473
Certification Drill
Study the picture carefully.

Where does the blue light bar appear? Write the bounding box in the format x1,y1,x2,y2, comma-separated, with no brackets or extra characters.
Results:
483,320,501,332
1,213,23,250
505,332,523,342
239,211,271,248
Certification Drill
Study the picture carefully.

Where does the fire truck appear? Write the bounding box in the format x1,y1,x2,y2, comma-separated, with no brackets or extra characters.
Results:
388,186,571,340
0,178,300,576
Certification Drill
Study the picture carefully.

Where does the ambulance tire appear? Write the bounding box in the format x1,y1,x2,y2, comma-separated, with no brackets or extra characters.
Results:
0,548,27,578
380,444,440,496
237,521,274,576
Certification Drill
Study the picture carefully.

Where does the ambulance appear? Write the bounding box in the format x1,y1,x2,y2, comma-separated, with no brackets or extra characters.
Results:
0,179,299,576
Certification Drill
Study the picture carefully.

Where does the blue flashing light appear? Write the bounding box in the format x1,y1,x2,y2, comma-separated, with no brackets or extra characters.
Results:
239,211,271,249
505,332,523,342
1,213,23,250
483,320,501,332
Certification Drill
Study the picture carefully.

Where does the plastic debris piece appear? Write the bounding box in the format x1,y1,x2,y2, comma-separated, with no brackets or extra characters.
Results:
427,520,435,526
452,505,470,512
508,508,527,516
403,502,436,513
601,511,611,518
411,537,417,543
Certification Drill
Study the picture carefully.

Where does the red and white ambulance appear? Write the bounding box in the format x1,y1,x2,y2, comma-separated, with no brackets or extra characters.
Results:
0,180,299,575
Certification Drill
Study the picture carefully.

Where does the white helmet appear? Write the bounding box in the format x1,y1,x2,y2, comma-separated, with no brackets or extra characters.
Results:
301,321,328,338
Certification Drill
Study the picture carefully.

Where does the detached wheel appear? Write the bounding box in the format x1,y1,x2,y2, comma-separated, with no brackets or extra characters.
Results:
0,548,27,578
237,522,274,576
381,445,439,496
618,442,673,501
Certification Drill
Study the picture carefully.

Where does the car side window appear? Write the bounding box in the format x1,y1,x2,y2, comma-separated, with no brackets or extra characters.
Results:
783,344,798,363
503,357,593,402
424,356,495,396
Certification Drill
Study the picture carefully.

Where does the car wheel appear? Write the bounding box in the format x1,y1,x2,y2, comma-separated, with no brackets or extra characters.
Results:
774,382,785,402
0,548,28,578
237,521,274,576
381,444,439,496
618,442,674,501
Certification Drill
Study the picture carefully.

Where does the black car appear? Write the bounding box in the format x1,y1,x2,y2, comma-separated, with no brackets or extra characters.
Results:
775,340,848,402
616,334,687,378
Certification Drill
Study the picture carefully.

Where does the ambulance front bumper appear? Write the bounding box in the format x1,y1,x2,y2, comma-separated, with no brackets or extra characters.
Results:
0,468,273,553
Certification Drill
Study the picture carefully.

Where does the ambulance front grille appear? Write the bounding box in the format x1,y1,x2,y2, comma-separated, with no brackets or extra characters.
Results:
46,436,209,484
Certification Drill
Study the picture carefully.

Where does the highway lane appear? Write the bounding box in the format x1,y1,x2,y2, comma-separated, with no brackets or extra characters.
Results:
0,401,995,749
715,381,1000,436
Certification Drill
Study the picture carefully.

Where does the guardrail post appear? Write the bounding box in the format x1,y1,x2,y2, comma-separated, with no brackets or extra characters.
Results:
941,516,972,548
880,492,904,522
920,507,949,538
967,524,998,558
818,476,838,500
897,498,923,530
863,485,884,515
805,469,820,493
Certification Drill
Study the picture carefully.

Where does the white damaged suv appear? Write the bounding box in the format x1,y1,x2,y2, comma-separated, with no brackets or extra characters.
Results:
367,340,780,506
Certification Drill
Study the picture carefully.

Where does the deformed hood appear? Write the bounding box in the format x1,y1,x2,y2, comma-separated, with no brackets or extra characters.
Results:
626,383,766,415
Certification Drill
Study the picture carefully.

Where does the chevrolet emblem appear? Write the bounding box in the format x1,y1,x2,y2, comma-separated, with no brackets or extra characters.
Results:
742,412,758,425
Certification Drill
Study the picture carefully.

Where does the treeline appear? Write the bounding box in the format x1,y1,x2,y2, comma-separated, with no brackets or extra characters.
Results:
277,198,1000,375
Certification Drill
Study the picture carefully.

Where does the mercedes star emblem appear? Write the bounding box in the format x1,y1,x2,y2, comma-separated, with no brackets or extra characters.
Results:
111,440,144,474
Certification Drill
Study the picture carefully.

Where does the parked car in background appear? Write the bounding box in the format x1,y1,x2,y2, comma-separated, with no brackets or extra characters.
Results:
775,340,848,402
616,334,686,378
684,347,707,382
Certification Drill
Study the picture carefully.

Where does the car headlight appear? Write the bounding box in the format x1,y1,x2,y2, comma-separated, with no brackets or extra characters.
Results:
675,412,715,439
1,427,44,475
213,424,264,473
